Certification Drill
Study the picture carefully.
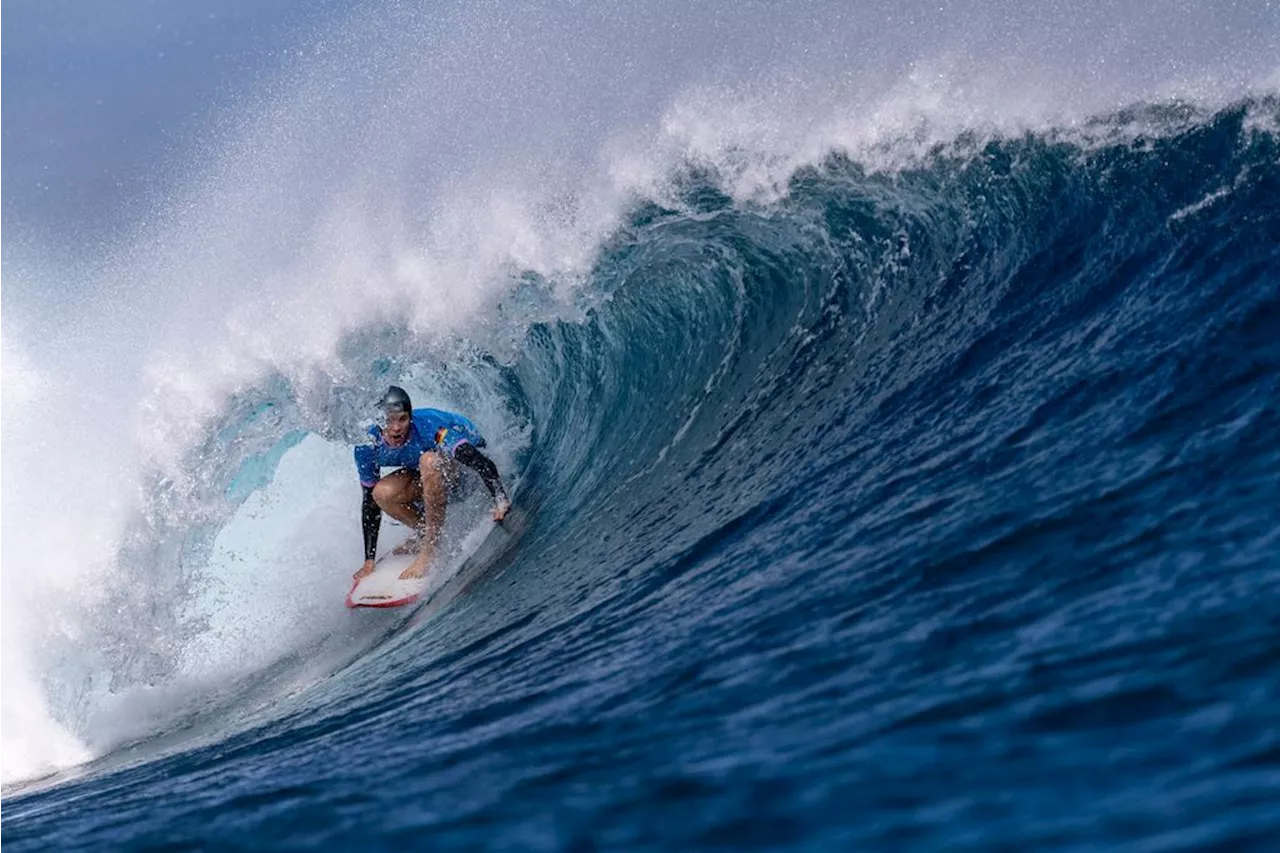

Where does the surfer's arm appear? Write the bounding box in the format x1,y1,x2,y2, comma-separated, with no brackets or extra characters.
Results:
361,487,382,561
355,444,382,561
453,442,509,504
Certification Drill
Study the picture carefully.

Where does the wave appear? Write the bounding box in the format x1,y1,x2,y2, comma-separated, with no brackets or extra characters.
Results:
5,92,1276,801
3,1,1280,848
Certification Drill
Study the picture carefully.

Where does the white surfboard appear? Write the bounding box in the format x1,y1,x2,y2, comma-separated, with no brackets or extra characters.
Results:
345,546,429,609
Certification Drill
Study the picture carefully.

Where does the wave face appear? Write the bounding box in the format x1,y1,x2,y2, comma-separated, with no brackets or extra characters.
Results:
5,97,1280,849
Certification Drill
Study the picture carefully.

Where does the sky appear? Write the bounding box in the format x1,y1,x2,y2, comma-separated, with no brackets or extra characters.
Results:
3,0,1277,264
2,1,364,255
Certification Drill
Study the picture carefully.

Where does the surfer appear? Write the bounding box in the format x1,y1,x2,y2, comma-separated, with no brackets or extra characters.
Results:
354,386,511,582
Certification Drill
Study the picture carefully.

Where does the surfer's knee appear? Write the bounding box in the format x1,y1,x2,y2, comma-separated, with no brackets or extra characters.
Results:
419,451,443,475
419,452,448,496
370,476,400,508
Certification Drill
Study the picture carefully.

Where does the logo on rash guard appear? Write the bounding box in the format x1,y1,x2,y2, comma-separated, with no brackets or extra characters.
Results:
435,427,449,446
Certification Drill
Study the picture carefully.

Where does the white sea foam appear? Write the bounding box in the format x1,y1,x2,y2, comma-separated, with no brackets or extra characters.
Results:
1,327,132,785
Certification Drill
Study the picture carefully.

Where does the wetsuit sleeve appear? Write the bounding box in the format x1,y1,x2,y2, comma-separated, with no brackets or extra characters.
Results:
354,444,380,488
453,442,508,502
362,487,381,561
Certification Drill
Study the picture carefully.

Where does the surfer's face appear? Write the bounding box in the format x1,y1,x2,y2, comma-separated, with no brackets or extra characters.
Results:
383,411,411,446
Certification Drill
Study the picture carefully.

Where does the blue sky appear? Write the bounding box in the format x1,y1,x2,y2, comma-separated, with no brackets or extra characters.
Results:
4,1,1277,260
3,1,358,252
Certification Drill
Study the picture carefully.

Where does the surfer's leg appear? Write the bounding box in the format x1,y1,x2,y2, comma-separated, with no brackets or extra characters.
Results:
390,497,428,555
372,469,424,530
400,452,448,580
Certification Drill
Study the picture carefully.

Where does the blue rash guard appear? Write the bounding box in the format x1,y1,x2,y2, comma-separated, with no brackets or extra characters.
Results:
354,407,485,487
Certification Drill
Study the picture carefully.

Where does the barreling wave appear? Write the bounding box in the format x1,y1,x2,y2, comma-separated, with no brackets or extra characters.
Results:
7,94,1280,849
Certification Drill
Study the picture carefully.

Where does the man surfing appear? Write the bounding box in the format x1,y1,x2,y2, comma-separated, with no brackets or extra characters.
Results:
354,386,511,582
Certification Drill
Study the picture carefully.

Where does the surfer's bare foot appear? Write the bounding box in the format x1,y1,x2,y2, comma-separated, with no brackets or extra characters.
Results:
353,559,375,581
398,542,433,581
399,563,428,580
493,497,511,522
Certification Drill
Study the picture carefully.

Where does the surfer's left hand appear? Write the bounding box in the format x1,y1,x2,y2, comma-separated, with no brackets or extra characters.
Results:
492,497,511,523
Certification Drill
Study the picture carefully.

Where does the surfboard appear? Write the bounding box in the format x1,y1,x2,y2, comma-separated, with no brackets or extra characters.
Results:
345,546,429,609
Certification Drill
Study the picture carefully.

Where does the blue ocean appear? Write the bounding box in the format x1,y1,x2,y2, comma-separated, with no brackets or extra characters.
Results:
3,2,1279,850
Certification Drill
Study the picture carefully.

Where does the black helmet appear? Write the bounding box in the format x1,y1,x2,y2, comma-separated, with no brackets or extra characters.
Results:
377,385,413,415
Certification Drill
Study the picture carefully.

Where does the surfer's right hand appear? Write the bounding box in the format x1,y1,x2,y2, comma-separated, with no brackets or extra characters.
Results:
353,559,376,581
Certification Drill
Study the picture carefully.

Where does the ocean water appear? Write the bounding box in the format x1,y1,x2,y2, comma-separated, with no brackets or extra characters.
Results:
3,3,1280,850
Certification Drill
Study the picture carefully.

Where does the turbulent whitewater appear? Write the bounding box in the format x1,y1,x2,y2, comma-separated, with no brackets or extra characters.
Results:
3,2,1279,849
